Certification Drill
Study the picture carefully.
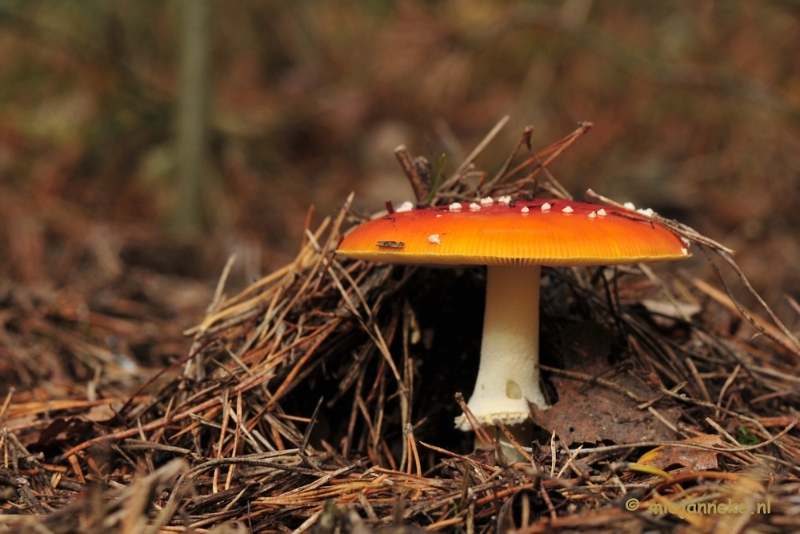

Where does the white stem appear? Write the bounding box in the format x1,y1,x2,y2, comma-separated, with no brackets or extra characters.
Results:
455,264,548,431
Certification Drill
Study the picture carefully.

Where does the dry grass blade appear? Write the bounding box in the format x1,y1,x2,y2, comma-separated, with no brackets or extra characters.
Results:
450,114,510,180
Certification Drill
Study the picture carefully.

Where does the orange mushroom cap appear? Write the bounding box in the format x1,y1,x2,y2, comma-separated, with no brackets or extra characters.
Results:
337,200,690,266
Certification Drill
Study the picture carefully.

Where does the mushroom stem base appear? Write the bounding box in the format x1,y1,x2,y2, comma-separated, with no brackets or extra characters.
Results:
480,423,534,463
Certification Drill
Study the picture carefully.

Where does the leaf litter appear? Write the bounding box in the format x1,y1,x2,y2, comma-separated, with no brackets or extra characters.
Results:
530,321,680,447
1,119,799,533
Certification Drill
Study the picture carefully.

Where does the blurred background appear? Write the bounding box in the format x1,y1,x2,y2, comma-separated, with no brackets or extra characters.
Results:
1,0,799,330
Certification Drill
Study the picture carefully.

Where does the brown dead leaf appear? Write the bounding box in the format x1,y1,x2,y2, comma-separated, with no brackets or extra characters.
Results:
30,417,100,448
531,322,678,446
530,379,678,446
637,434,724,471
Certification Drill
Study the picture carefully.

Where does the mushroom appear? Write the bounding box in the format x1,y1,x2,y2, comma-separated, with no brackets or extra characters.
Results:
336,199,689,457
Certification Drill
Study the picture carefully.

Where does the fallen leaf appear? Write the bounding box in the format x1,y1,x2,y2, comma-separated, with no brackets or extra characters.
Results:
530,380,678,446
640,299,701,327
531,322,678,446
31,417,99,448
638,434,724,471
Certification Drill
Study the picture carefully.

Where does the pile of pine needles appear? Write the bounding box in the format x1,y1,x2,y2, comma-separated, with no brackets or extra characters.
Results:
2,119,799,533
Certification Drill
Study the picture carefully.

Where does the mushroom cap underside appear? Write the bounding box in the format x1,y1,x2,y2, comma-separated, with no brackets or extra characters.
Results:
337,200,690,266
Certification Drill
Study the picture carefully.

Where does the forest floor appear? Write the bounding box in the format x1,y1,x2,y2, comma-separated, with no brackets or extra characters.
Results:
1,124,799,533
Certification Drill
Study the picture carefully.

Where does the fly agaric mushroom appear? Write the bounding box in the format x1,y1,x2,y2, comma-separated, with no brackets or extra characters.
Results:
336,199,689,456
